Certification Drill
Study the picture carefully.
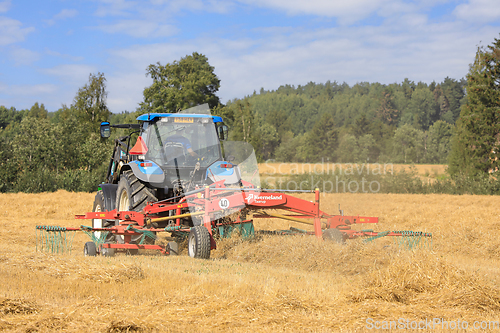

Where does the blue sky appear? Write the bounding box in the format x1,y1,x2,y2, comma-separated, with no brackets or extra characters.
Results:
0,0,499,113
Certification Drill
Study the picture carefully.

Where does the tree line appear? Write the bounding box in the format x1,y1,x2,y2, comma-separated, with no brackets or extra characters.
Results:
216,78,464,164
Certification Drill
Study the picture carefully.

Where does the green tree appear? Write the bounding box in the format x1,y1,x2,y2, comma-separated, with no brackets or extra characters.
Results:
377,89,399,125
275,131,300,162
9,116,59,192
73,72,110,133
265,109,291,137
335,134,359,162
0,106,10,129
401,88,438,130
50,105,74,125
0,106,27,135
358,134,377,162
426,120,453,163
255,123,279,161
224,100,255,143
301,113,338,162
352,114,370,137
392,124,425,163
28,102,48,119
0,135,16,192
441,77,466,123
142,52,221,113
11,117,56,171
449,36,500,176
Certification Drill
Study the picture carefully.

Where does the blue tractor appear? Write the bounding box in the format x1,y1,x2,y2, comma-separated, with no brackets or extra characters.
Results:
92,104,237,253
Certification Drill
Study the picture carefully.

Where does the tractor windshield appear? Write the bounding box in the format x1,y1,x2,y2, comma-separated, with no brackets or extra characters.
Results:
143,117,222,168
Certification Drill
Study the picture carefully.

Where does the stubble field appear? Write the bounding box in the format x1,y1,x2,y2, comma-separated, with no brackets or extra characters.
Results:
1,190,500,332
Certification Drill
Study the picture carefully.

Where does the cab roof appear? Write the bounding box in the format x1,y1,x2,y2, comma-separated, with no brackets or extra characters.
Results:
136,113,223,123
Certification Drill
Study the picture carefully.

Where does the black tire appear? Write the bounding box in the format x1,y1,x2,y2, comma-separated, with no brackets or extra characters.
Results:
188,226,211,259
115,170,158,246
92,191,114,242
116,170,158,212
167,241,179,255
125,249,139,255
101,245,115,257
84,242,97,256
323,228,346,244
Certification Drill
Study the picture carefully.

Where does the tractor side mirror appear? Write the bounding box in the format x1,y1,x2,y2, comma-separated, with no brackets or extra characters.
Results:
218,124,229,141
100,122,111,138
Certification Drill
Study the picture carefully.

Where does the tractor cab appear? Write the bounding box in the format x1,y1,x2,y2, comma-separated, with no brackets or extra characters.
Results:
136,113,226,169
100,104,234,200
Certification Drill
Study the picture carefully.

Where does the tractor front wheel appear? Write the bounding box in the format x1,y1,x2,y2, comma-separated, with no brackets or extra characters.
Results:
188,226,211,259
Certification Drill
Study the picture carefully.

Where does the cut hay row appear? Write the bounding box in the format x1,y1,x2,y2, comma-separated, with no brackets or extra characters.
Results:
0,190,499,332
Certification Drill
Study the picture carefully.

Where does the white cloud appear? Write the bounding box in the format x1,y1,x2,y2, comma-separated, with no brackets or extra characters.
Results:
8,46,39,66
149,0,234,13
237,0,392,24
108,42,199,70
90,0,238,41
0,0,10,13
106,72,151,111
205,0,235,14
104,19,475,111
45,48,84,62
454,0,500,23
0,82,71,111
1,64,100,110
0,16,34,46
92,0,228,38
41,64,98,86
4,83,58,95
96,20,178,38
45,8,78,26
55,9,78,20
94,0,138,17
151,0,204,11
0,82,59,110
105,43,198,111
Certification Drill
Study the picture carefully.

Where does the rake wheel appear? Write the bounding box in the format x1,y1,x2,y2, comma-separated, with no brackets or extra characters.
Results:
84,242,97,256
188,226,211,259
323,228,346,244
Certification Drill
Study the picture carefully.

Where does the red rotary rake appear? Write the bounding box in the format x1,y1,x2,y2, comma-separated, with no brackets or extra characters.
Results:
55,179,431,258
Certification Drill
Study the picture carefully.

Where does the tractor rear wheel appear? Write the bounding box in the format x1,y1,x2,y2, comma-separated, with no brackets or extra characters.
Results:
188,226,211,259
116,170,158,213
115,170,158,248
323,228,346,244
